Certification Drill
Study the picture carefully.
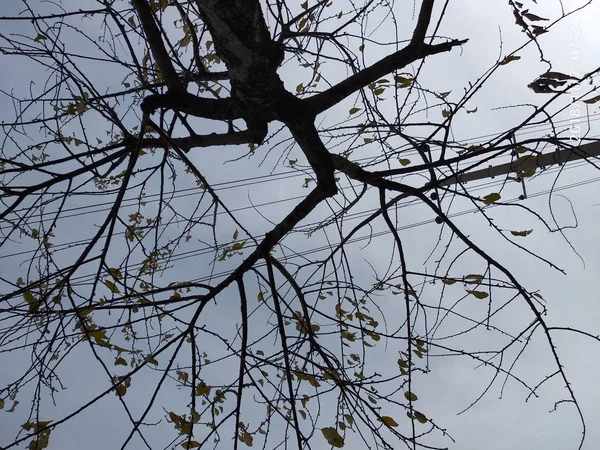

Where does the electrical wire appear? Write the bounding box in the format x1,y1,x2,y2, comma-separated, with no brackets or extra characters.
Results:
2,110,598,231
45,162,600,289
1,156,592,262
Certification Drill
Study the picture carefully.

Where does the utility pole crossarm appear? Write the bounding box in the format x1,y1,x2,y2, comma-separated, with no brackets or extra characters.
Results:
439,140,600,186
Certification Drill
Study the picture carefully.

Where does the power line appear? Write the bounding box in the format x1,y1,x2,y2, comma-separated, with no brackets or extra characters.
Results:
182,174,600,286
48,163,599,288
3,111,598,228
1,156,591,262
3,111,599,295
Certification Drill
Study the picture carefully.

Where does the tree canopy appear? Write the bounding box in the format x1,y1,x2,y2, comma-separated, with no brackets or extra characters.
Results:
1,1,600,449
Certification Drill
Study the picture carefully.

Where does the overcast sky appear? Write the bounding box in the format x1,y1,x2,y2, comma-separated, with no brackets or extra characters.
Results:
2,0,600,449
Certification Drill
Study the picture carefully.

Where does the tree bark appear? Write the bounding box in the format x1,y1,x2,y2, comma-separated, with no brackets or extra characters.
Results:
137,0,467,202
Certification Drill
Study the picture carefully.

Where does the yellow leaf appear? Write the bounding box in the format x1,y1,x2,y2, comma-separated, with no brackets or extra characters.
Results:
23,291,40,313
145,355,159,365
366,331,380,341
510,229,532,237
467,144,485,152
397,358,409,368
341,331,356,341
348,107,361,115
500,55,521,65
482,192,501,205
195,382,211,397
238,432,253,447
466,290,488,299
181,33,191,47
116,385,127,397
398,158,411,166
414,411,428,423
583,95,600,104
177,371,189,383
231,240,246,251
441,278,456,285
23,421,51,432
394,75,413,86
108,268,122,279
257,291,264,302
89,329,111,348
297,373,321,387
380,416,399,427
404,391,418,401
79,307,94,317
104,280,120,294
233,229,239,240
321,427,344,448
335,303,344,316
323,369,340,382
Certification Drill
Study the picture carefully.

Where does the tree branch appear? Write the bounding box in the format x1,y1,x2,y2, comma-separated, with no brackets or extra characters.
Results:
141,130,257,150
304,39,468,114
195,0,285,109
141,92,237,120
133,0,186,92
276,93,337,196
411,0,435,45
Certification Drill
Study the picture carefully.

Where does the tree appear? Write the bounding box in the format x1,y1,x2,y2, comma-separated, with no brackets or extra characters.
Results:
1,0,599,449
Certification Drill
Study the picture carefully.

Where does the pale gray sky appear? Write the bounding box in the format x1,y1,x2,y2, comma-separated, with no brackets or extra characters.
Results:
1,1,600,449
